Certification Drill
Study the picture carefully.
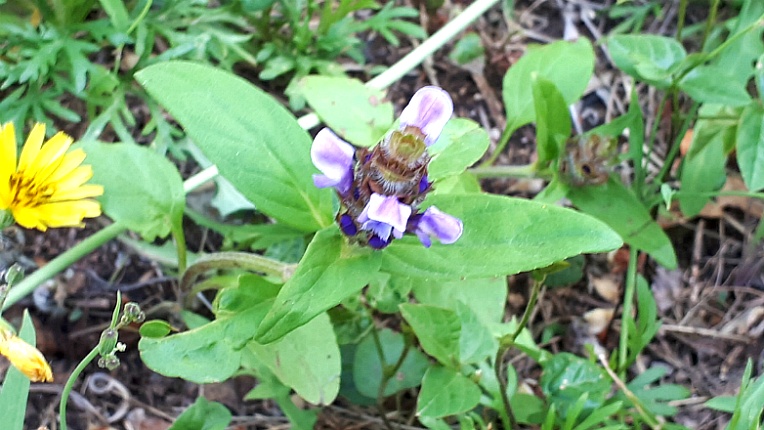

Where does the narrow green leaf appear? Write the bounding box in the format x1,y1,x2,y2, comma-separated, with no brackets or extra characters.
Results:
136,62,333,232
382,193,623,279
736,104,764,191
679,106,732,216
353,329,430,398
255,228,381,344
503,39,594,132
169,397,231,430
300,76,393,147
568,177,677,268
531,75,571,166
400,304,461,367
0,310,36,430
417,366,481,418
82,142,185,241
98,0,130,32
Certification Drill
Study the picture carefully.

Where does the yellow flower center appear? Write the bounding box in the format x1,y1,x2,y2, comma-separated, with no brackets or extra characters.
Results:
9,171,55,207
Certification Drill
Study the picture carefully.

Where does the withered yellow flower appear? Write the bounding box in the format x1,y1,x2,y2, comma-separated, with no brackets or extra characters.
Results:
0,329,53,382
0,122,103,231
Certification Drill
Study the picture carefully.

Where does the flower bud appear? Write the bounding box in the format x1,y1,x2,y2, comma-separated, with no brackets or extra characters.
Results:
98,328,118,356
98,354,120,371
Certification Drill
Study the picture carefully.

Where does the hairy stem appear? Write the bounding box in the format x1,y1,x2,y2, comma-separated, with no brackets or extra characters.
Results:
618,247,639,376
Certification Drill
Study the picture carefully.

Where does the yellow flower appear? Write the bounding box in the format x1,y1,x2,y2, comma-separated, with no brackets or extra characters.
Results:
0,122,103,231
0,329,53,382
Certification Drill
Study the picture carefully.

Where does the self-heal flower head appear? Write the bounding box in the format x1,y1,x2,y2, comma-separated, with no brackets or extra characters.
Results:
311,128,355,195
410,206,463,247
0,123,103,231
309,86,463,249
398,86,454,146
0,329,53,382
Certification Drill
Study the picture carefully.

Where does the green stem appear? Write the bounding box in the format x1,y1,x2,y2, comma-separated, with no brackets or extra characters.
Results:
180,252,293,305
171,221,188,274
481,121,516,167
645,101,699,198
2,0,501,309
511,278,543,342
701,0,721,49
493,346,515,430
468,163,538,179
59,346,100,430
676,0,689,41
2,222,127,311
617,247,638,376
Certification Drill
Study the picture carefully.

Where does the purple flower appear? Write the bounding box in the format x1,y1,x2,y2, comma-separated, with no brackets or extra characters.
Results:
311,128,355,195
410,206,463,247
398,86,454,146
357,193,412,241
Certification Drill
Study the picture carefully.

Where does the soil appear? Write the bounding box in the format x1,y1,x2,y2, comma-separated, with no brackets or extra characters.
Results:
2,1,763,429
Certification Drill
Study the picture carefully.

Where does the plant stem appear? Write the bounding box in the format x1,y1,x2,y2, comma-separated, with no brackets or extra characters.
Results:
481,121,516,167
617,247,638,376
59,346,100,430
2,222,127,311
701,0,721,49
2,0,501,308
468,163,538,179
676,0,689,41
493,346,515,429
171,221,188,274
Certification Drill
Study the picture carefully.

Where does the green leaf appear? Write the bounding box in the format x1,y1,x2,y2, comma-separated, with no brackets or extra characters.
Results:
679,65,751,106
728,360,764,430
300,76,393,147
503,39,594,132
353,329,430,398
248,312,340,405
136,61,333,232
400,304,461,367
82,142,184,241
0,310,36,430
567,177,677,269
454,302,498,364
621,366,689,417
703,395,737,413
382,193,623,279
98,0,130,32
679,105,733,216
427,118,490,181
139,282,277,383
413,277,507,325
169,397,231,430
736,104,764,191
540,353,610,419
417,366,481,418
448,33,484,65
139,320,173,338
532,75,571,166
714,0,764,88
242,360,318,429
255,228,381,344
607,35,686,88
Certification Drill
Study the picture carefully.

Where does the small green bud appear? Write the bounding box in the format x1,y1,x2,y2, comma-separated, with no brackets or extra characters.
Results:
0,210,13,230
2,264,24,287
98,328,119,356
98,354,120,371
122,302,145,323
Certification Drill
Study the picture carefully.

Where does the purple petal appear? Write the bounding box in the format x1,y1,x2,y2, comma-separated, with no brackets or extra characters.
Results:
368,235,391,249
398,86,453,146
339,213,358,236
415,206,463,247
357,193,412,240
311,128,355,194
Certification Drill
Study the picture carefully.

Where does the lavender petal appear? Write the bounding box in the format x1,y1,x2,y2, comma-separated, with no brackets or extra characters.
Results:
398,86,453,146
415,206,463,247
311,128,355,194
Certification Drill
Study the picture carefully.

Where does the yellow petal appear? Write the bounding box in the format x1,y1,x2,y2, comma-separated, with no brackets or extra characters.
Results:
51,165,94,191
0,123,17,179
17,123,45,173
49,185,104,202
46,148,87,183
31,132,73,180
0,334,53,382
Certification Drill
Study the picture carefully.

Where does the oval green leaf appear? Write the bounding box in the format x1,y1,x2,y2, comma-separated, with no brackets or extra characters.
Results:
135,61,334,232
381,193,622,279
417,366,481,419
